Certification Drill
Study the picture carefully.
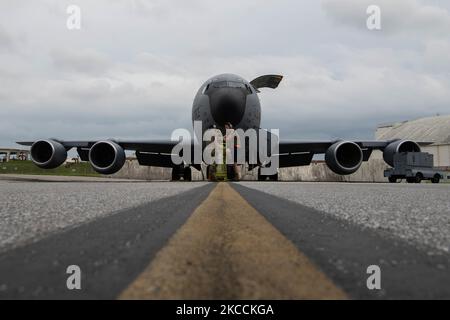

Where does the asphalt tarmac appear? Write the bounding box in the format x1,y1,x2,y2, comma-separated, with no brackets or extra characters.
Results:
0,176,449,299
0,178,209,252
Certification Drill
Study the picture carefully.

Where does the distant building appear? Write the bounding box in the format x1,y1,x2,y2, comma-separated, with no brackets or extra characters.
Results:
375,114,450,167
0,148,30,162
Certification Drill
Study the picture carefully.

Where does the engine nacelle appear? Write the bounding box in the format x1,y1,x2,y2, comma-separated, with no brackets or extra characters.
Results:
325,141,363,175
30,139,67,169
383,140,420,167
89,140,125,175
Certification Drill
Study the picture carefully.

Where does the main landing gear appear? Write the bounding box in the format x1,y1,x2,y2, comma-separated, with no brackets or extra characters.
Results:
171,165,192,181
257,167,278,181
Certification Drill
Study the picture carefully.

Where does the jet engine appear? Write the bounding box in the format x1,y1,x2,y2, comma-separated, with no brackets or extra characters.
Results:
325,141,363,175
383,140,420,167
30,139,67,169
88,140,126,175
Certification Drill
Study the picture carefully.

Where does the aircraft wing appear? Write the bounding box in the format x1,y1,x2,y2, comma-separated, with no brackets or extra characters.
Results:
276,139,432,168
17,139,182,168
17,139,178,151
17,138,432,170
278,140,394,153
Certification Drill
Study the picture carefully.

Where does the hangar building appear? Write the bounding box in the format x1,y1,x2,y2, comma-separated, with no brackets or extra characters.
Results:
375,114,450,167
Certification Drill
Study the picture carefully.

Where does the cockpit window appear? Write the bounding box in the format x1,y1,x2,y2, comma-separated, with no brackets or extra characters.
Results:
212,81,228,88
211,81,248,89
227,81,246,89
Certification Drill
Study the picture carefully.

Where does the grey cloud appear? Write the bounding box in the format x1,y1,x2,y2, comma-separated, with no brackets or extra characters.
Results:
322,0,450,37
0,1,449,148
424,40,450,72
50,48,111,75
0,25,14,52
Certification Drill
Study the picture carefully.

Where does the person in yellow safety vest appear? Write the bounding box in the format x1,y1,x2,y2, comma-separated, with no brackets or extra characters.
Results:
224,122,241,181
209,131,223,180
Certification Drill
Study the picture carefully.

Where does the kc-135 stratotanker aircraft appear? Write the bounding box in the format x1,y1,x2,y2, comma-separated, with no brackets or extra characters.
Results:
18,73,422,181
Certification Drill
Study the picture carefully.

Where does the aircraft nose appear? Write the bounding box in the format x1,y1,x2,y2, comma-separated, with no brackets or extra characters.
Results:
209,88,246,126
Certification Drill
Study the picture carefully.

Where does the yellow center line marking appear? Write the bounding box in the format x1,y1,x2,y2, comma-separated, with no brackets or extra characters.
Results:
119,182,347,299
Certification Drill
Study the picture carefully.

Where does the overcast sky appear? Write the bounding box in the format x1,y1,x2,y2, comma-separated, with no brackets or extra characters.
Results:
1,0,449,147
